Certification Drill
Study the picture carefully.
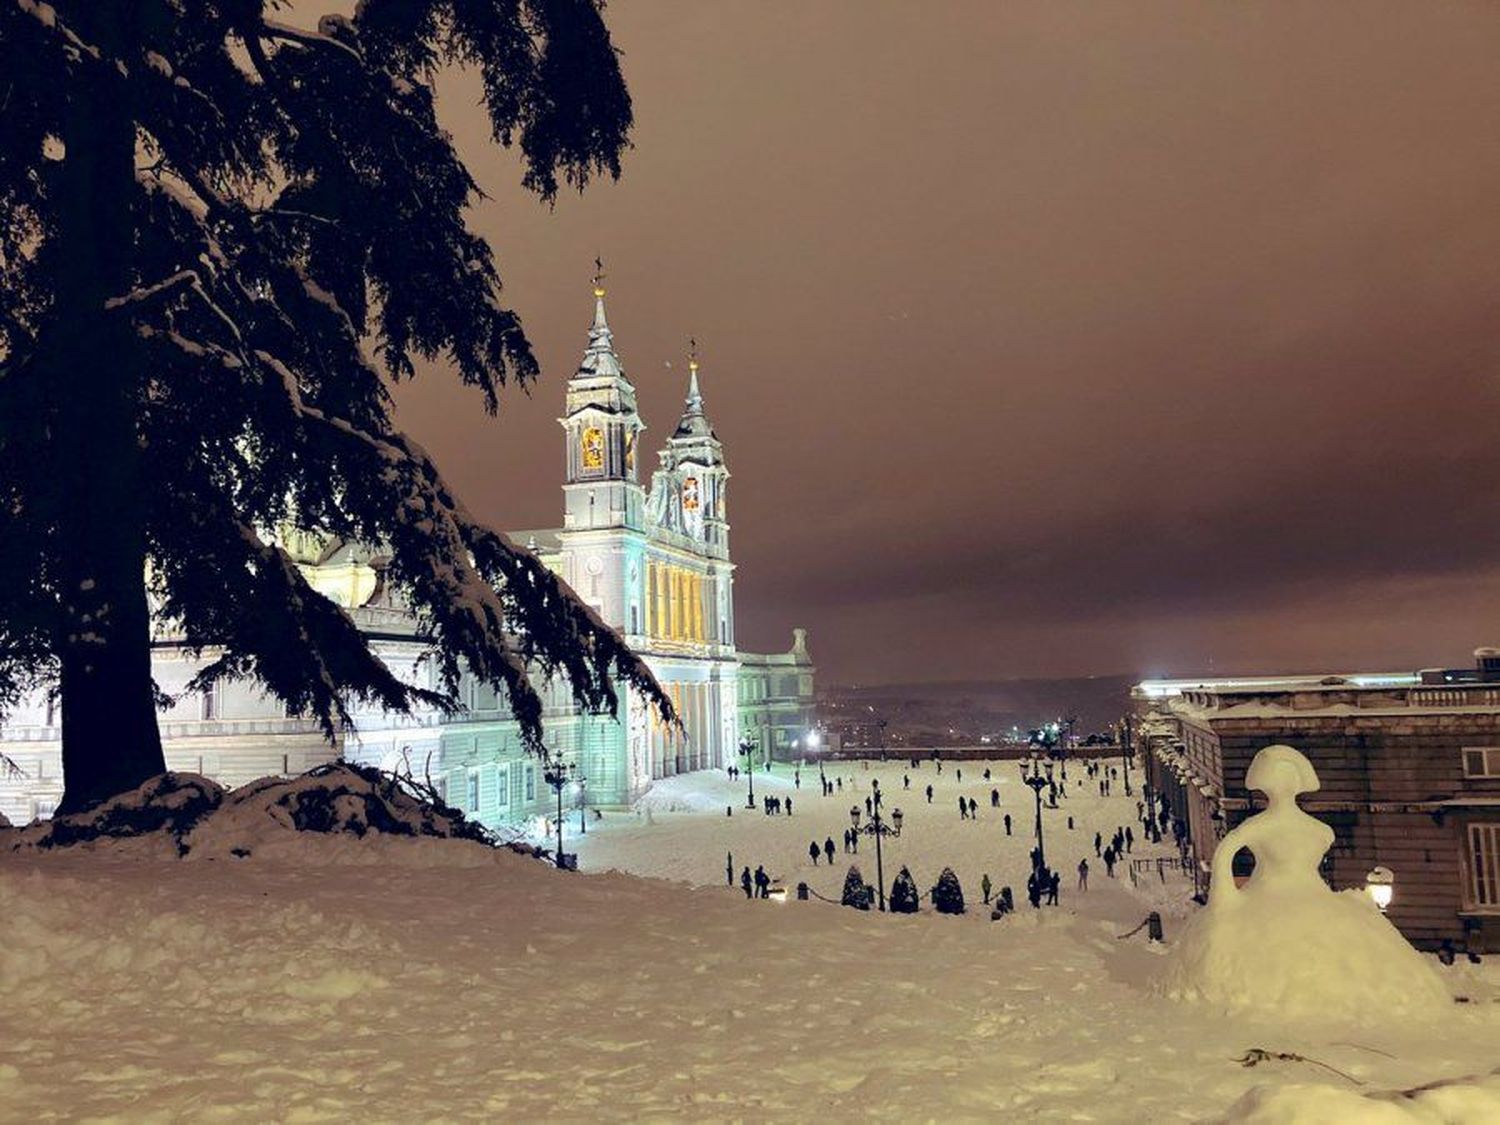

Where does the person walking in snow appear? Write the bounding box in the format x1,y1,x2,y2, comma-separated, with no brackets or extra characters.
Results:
925,783,934,804
982,873,993,904
1077,858,1089,890
824,837,836,865
865,795,873,818
795,770,801,789
1094,831,1102,857
1047,869,1060,906
809,841,821,866
1067,815,1074,830
1026,871,1042,909
904,774,910,790
1125,825,1133,853
785,797,793,816
741,867,753,899
958,795,968,820
1004,812,1012,835
1001,886,1014,914
984,768,991,781
967,796,978,818
1103,847,1116,877
754,865,770,899
956,767,962,782
990,787,1000,809
727,851,734,886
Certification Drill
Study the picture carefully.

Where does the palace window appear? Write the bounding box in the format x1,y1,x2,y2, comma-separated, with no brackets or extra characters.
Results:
1468,823,1500,909
1462,748,1500,779
201,682,220,722
496,766,510,809
525,765,536,802
467,771,480,812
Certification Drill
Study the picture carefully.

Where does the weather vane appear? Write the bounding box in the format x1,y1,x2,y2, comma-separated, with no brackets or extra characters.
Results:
688,336,699,372
592,255,606,297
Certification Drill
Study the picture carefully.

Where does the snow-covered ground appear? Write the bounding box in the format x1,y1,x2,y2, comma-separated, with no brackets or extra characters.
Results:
2,758,1497,1121
573,758,1191,926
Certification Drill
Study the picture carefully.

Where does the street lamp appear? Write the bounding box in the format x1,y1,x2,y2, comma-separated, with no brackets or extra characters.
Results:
1023,764,1049,870
1366,866,1395,913
738,735,758,809
1121,713,1134,797
542,754,577,869
850,779,895,911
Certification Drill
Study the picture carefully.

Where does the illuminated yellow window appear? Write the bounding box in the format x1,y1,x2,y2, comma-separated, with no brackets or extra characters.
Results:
581,426,604,470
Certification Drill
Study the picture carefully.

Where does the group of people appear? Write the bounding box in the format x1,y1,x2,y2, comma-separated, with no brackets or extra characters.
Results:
807,836,838,865
761,794,791,816
1026,864,1061,907
982,876,1016,915
729,852,776,899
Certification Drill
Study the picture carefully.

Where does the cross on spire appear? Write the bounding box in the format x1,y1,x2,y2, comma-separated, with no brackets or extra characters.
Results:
688,336,699,373
592,255,607,297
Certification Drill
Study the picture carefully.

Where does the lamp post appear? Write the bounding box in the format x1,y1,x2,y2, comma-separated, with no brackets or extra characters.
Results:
738,735,758,809
574,777,588,835
850,779,897,911
1121,713,1134,797
1023,757,1049,870
1366,866,1394,913
542,754,577,869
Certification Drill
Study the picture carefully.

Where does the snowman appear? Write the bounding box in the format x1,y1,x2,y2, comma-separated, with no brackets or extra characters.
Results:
1159,745,1451,1022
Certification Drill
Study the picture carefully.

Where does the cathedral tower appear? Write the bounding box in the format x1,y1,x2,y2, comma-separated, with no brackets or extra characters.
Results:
560,270,645,533
655,346,730,556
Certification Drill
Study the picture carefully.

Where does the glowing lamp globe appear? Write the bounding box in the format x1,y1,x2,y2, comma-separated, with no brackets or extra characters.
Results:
1365,865,1395,912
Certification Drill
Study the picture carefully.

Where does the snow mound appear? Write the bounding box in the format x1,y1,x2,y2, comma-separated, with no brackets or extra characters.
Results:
7,764,502,865
1158,746,1451,1023
1223,1069,1500,1123
0,809,10,828
11,773,224,856
186,763,497,864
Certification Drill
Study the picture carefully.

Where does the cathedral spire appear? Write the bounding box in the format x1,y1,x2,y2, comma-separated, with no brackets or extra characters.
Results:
672,337,716,441
687,337,703,404
576,257,625,381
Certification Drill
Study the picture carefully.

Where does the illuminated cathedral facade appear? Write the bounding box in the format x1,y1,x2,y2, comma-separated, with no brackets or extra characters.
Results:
0,283,816,830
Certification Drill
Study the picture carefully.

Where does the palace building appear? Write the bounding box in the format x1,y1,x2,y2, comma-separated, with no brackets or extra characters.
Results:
1133,650,1500,953
0,283,817,830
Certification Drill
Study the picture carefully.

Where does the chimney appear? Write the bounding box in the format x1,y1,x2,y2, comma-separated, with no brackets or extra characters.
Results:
1475,647,1500,683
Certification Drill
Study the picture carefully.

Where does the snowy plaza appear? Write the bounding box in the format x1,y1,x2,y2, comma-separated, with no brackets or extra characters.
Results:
4,756,1499,1121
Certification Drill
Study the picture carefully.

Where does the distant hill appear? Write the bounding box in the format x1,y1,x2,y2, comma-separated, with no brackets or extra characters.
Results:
821,675,1136,744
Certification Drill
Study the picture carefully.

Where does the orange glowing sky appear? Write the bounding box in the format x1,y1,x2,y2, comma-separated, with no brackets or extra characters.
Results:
380,2,1500,684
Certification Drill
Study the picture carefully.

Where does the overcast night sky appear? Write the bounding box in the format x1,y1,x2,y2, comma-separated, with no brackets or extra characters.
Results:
384,2,1500,687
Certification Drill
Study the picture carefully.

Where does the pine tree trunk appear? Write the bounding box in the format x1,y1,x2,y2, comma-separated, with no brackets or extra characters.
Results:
48,6,166,815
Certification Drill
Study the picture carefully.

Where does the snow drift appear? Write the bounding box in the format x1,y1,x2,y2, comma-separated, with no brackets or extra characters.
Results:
3,764,502,864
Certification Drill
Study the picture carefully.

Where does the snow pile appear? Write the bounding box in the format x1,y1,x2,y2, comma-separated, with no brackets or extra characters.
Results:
11,773,223,857
1224,1069,1500,1123
1159,746,1451,1023
185,763,497,864
7,764,500,864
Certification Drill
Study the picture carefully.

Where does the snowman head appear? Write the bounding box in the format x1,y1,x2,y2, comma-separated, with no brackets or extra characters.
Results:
1245,744,1320,802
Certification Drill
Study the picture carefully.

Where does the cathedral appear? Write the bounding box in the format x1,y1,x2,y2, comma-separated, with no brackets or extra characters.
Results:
0,283,817,830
